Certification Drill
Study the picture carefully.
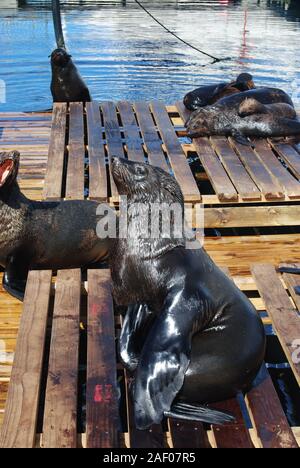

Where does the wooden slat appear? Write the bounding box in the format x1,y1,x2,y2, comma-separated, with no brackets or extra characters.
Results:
176,101,237,201
0,271,52,448
211,137,261,201
117,101,145,163
150,101,201,202
86,270,120,448
270,142,300,180
101,101,124,199
253,140,300,199
134,101,169,171
86,102,108,201
229,138,284,200
43,103,67,199
66,103,85,200
169,419,211,448
42,269,81,448
280,263,300,312
246,365,299,448
252,264,300,386
212,399,254,448
204,205,300,228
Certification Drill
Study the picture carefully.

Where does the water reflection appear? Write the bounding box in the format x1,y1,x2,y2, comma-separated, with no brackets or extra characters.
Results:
0,0,299,111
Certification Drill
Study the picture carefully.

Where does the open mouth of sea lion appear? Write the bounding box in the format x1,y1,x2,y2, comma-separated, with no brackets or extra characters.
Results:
50,48,72,66
0,151,19,187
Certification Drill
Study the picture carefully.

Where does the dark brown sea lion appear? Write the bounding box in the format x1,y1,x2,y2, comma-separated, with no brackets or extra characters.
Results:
0,151,114,301
186,88,299,144
50,48,91,103
50,1,91,103
183,73,255,111
110,157,266,430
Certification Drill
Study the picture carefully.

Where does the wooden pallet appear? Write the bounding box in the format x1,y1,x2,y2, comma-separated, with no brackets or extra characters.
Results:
41,102,300,229
0,106,300,448
0,265,299,448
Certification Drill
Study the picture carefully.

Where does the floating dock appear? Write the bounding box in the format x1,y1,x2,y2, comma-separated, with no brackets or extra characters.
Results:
0,102,300,448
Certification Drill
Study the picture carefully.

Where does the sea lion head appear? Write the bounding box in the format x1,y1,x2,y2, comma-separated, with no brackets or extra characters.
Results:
111,157,184,206
186,107,219,138
236,73,255,90
50,48,72,67
0,151,20,190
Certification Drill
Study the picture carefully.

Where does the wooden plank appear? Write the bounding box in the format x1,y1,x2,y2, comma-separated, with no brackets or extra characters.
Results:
134,101,169,171
211,137,261,201
66,103,85,200
0,271,52,448
150,101,201,202
212,399,254,448
101,101,124,199
246,365,299,448
279,263,300,312
176,99,237,202
270,141,300,180
169,419,211,448
117,101,145,163
86,270,120,448
253,140,300,199
229,138,284,200
251,264,300,386
42,269,81,449
86,102,108,201
204,205,300,228
43,103,67,199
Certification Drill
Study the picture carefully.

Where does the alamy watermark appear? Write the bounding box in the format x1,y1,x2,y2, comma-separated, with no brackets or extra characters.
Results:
0,79,6,104
96,199,204,249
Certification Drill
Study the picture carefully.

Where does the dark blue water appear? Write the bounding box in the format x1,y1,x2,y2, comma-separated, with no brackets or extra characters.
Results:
0,1,300,111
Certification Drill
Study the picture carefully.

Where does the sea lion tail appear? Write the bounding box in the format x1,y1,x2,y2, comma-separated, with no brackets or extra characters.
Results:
52,0,66,49
165,402,235,425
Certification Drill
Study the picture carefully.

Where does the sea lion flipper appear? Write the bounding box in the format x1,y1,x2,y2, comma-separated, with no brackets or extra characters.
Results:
231,130,254,148
238,98,267,117
119,304,154,372
2,256,28,302
166,402,235,425
133,302,195,429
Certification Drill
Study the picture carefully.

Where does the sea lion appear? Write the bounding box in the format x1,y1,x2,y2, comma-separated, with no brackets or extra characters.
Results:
110,157,266,430
183,73,255,111
0,151,114,301
50,48,91,103
186,89,300,144
50,1,91,102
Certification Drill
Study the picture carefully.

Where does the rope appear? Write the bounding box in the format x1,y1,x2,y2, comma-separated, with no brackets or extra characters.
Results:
133,0,225,65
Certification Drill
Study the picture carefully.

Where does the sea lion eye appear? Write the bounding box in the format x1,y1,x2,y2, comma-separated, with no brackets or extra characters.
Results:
135,165,147,178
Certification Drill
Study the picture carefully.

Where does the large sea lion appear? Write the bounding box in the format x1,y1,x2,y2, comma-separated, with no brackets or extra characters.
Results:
186,88,300,144
110,157,266,430
183,73,255,111
0,151,114,301
50,1,91,103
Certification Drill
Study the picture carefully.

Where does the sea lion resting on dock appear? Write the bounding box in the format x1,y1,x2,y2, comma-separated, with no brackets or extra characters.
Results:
50,48,91,103
183,73,255,111
186,87,300,144
0,151,113,301
110,157,266,430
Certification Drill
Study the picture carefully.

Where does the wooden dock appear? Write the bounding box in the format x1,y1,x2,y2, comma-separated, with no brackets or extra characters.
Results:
0,103,300,448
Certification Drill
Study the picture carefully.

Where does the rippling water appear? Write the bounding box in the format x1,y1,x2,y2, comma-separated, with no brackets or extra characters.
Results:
0,1,300,111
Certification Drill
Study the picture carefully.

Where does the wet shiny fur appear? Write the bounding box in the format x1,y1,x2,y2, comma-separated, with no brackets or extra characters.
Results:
110,157,266,430
183,73,255,111
0,151,112,300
